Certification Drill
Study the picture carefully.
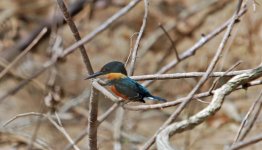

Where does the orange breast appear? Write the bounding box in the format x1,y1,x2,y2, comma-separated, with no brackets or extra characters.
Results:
110,85,128,100
106,73,125,80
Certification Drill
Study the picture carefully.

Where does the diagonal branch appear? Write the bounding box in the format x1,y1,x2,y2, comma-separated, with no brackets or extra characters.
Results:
56,0,98,149
0,28,47,80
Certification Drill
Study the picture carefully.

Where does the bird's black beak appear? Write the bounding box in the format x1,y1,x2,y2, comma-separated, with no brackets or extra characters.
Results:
84,71,104,80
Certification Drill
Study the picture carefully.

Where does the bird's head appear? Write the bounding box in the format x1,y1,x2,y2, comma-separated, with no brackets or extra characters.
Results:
85,61,127,80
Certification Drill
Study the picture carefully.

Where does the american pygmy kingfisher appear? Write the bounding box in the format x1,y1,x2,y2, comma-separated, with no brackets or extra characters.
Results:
85,61,166,103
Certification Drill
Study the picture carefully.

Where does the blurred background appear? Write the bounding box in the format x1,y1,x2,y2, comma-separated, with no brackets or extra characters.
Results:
0,0,262,149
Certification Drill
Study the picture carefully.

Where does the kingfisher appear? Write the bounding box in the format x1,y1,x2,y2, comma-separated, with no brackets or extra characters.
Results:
85,61,166,103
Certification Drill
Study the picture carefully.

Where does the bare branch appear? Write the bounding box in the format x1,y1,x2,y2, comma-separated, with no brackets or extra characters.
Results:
229,133,262,150
47,113,80,150
131,70,249,81
57,0,94,73
98,103,119,124
0,28,47,80
156,65,262,150
159,24,180,61
3,112,80,150
113,108,125,150
233,90,262,143
128,0,148,75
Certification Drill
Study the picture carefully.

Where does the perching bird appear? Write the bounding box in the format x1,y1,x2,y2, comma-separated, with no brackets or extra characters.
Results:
85,61,166,103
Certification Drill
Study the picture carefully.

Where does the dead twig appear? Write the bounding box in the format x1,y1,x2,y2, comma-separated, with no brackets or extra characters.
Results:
3,112,80,150
0,28,47,80
128,0,148,75
158,24,180,61
207,61,243,94
232,90,262,143
56,0,93,73
48,113,80,150
229,133,262,150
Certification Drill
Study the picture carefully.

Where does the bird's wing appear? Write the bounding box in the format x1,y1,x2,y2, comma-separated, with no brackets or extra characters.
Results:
114,77,145,100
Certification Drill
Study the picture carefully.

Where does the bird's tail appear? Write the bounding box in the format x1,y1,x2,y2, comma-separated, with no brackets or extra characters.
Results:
144,95,167,102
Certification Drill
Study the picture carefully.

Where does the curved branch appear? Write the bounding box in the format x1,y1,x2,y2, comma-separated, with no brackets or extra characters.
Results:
156,65,262,150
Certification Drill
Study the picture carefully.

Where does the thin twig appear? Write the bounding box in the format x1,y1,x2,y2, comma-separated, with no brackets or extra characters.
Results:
0,64,51,102
125,32,139,66
3,112,80,150
229,133,262,150
47,113,80,150
3,112,44,127
233,90,262,143
64,130,88,150
98,103,119,124
0,57,45,90
28,101,46,150
207,61,243,93
158,24,180,61
128,0,148,75
237,91,262,141
0,28,48,80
